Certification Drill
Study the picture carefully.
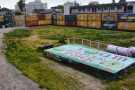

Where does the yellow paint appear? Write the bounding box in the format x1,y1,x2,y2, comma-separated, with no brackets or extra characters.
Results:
0,16,4,22
88,14,101,21
46,14,52,20
118,22,135,30
46,20,52,25
15,20,25,26
38,20,46,25
102,13,118,21
77,21,88,27
14,15,25,21
57,20,65,26
88,21,101,28
77,14,88,21
26,14,38,21
57,15,65,20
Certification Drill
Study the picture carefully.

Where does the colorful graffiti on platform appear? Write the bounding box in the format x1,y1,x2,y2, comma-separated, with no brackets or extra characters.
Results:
44,44,135,73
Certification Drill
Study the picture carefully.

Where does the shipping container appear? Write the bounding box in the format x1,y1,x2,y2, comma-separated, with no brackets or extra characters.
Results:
118,14,135,22
57,20,65,26
0,16,4,22
88,14,101,21
26,20,38,27
14,15,24,21
38,14,45,20
0,22,4,28
65,15,77,21
26,14,38,21
101,21,117,29
53,15,57,20
46,20,52,25
15,20,25,26
65,21,77,27
118,22,135,30
77,21,88,27
57,15,65,20
4,15,13,27
102,13,118,21
46,14,52,20
88,21,101,28
38,20,46,25
53,20,57,25
77,14,88,21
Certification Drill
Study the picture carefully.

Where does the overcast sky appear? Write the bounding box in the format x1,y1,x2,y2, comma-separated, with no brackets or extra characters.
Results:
0,0,135,9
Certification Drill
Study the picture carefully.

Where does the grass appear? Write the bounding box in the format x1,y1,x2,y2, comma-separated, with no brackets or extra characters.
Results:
4,25,135,90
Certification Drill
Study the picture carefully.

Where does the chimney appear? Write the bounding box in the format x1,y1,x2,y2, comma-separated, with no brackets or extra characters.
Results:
112,0,115,3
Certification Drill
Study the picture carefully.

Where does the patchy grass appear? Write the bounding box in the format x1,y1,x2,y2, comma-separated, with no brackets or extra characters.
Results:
4,26,135,90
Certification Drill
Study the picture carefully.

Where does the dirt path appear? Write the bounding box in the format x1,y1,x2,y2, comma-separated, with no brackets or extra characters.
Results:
0,28,41,90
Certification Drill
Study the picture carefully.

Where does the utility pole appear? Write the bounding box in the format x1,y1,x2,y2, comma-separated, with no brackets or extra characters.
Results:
23,0,26,27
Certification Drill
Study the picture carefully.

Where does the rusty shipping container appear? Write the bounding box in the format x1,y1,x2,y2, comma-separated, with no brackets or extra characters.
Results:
118,22,135,30
46,14,52,20
26,14,38,21
65,21,77,27
102,13,118,21
38,20,46,25
46,20,52,25
77,14,88,21
88,21,101,28
53,20,57,25
57,15,65,20
77,21,88,27
88,14,101,21
26,20,38,27
38,14,45,20
57,20,65,26
0,16,4,22
15,20,25,26
14,15,24,21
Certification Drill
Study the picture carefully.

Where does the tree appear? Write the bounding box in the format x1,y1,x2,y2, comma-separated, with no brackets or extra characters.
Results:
88,1,99,5
15,11,22,15
17,0,25,12
57,5,64,9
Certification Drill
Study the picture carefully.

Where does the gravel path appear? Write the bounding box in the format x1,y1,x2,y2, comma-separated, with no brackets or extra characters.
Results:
0,28,41,90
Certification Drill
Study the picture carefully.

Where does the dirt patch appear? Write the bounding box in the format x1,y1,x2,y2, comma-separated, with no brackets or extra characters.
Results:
40,57,107,90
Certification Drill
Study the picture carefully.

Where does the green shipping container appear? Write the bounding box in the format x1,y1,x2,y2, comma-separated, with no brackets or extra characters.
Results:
4,15,14,27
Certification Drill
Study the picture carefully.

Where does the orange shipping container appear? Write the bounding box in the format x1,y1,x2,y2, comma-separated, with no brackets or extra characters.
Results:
15,20,25,26
46,20,52,25
14,15,24,21
88,14,101,21
77,21,88,27
88,21,101,28
77,14,88,21
26,21,38,27
57,15,65,20
0,16,4,22
26,14,38,21
46,14,52,20
102,13,118,21
57,21,65,26
38,20,46,25
118,22,135,30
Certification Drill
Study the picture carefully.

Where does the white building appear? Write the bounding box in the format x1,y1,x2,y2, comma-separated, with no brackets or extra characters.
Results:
15,0,47,15
64,2,74,15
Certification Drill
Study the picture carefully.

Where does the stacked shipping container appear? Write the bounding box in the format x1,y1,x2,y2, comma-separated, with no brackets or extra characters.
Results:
65,15,77,27
26,14,38,27
53,15,57,25
38,14,46,25
88,14,101,28
102,13,118,29
77,14,88,27
57,15,65,26
14,15,25,26
4,15,14,27
0,16,4,28
118,14,135,30
46,14,52,25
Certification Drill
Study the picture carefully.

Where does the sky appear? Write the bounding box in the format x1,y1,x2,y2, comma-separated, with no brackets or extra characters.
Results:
0,0,135,9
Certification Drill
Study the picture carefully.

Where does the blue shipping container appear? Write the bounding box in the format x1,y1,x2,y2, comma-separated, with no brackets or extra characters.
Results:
0,22,5,28
65,15,77,21
53,15,57,20
101,22,117,29
118,14,135,22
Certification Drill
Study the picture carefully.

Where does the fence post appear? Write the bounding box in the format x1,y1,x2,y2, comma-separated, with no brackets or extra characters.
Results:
116,47,118,55
106,45,108,52
98,42,100,49
127,49,129,57
90,41,91,47
68,38,69,45
82,39,83,45
73,37,75,44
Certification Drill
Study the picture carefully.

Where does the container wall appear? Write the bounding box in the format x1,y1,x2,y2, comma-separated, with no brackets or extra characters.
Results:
14,15,24,21
53,15,57,20
88,21,101,28
0,16,4,22
101,21,117,29
26,14,38,21
77,21,88,27
4,15,13,27
118,14,135,22
65,15,77,21
26,20,38,27
88,14,101,21
15,20,25,26
46,20,52,25
0,22,4,28
65,21,77,27
38,14,45,20
38,20,46,25
57,20,65,26
53,20,57,25
102,13,118,21
118,22,135,30
77,14,88,21
46,14,52,20
57,15,65,20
